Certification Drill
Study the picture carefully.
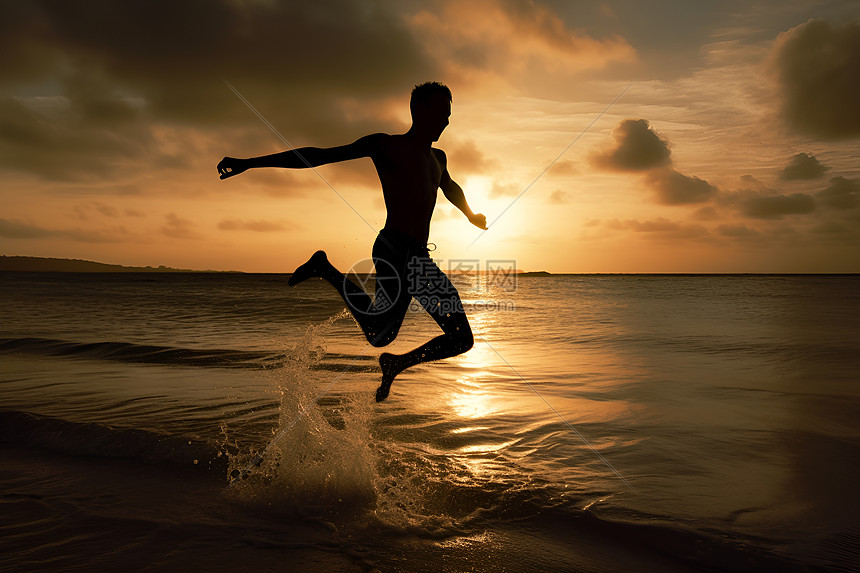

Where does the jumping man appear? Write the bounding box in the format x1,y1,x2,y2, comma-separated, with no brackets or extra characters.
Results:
217,82,486,401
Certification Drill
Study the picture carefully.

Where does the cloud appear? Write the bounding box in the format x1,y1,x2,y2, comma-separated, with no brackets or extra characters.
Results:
446,139,499,175
716,224,762,240
740,192,815,220
488,181,521,198
0,1,435,180
0,94,153,181
217,219,289,232
722,178,818,220
0,218,54,239
0,217,131,242
161,213,198,240
646,168,718,205
691,206,720,221
547,160,579,177
779,153,829,180
738,175,768,190
8,1,429,121
811,221,850,235
73,201,138,220
0,1,631,185
591,119,719,207
548,189,569,204
591,119,672,172
410,0,634,84
772,19,860,140
602,217,710,240
817,177,859,210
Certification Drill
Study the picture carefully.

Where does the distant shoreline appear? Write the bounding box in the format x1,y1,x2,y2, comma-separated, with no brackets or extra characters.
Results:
0,256,554,275
1,256,856,275
0,256,236,274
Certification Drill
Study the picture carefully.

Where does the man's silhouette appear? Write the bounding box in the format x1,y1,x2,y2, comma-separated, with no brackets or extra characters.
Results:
217,82,486,401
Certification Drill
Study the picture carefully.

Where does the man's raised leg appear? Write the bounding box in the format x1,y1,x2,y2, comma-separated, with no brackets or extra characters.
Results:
288,250,334,287
289,250,407,347
376,272,474,402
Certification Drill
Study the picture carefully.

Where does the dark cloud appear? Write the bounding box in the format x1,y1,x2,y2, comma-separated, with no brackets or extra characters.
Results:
0,217,130,242
740,192,815,220
0,218,54,239
4,1,431,121
691,206,720,221
411,0,634,85
779,153,829,180
717,224,761,240
646,168,718,205
0,0,436,180
590,119,719,207
817,177,859,210
719,179,822,222
591,119,671,171
0,95,154,181
602,217,709,240
217,219,288,232
773,19,860,140
811,221,850,235
738,174,769,190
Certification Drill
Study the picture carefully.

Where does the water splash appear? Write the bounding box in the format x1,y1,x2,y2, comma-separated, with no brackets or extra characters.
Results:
226,310,378,512
221,310,502,536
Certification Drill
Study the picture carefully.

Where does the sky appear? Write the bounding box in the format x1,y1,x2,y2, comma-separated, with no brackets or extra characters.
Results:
1,0,859,273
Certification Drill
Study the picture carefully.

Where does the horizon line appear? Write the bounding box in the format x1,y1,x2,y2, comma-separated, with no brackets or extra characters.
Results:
1,256,858,276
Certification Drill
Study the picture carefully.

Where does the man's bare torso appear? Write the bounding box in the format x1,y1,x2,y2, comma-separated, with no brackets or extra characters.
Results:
369,133,445,245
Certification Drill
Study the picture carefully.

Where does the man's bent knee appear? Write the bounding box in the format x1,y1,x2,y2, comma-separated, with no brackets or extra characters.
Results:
367,324,400,347
452,326,473,354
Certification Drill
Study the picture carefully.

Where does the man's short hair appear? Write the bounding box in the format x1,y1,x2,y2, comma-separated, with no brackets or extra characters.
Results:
410,82,452,115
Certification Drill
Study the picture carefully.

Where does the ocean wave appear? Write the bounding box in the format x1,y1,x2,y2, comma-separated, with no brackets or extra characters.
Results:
0,337,377,370
559,508,812,573
0,407,813,572
0,409,227,475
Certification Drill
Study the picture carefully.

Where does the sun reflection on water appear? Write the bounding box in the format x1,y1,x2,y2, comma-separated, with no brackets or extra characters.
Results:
444,338,523,479
447,337,505,421
449,373,496,420
450,426,490,434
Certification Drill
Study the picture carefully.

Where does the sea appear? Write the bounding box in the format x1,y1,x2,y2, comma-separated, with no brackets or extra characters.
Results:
1,271,858,572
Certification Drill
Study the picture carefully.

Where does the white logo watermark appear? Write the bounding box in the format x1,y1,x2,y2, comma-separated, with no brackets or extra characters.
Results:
343,257,518,314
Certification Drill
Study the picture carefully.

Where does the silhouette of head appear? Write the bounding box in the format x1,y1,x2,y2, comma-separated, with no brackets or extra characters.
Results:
410,82,452,142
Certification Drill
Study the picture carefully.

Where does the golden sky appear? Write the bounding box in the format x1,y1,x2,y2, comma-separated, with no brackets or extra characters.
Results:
2,0,859,272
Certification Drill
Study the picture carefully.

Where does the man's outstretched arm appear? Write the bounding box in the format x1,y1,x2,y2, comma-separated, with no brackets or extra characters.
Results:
217,134,382,180
439,153,487,230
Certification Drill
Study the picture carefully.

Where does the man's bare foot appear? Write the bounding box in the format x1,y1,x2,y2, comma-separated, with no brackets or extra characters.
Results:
288,250,329,286
376,352,402,402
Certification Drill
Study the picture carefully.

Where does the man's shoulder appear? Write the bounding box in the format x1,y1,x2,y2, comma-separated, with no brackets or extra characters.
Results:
356,132,392,145
431,147,447,162
356,132,395,152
